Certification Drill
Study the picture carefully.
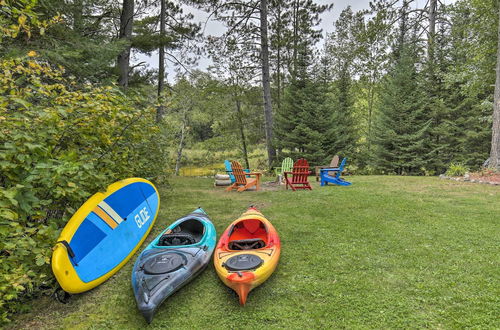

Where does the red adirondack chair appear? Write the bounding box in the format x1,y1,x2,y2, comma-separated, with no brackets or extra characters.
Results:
284,158,312,191
226,161,262,192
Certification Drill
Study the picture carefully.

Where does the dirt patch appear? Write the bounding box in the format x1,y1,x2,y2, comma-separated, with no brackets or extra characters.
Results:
440,169,500,186
469,169,500,183
260,180,283,191
212,180,283,192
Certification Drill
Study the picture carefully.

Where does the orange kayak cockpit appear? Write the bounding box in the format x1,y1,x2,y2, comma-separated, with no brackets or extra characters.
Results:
227,219,268,250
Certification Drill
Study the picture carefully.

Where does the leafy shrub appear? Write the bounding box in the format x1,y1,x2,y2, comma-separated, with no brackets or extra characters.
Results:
0,55,169,323
445,163,469,177
420,167,436,176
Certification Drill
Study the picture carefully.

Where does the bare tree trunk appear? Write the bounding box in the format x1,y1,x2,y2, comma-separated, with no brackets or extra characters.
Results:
260,0,276,168
175,110,188,176
117,0,134,88
489,5,500,169
292,0,298,76
428,0,437,66
276,4,282,113
156,0,166,123
396,0,408,60
235,98,250,169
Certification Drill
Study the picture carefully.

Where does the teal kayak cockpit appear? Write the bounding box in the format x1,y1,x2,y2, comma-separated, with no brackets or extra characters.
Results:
150,208,216,249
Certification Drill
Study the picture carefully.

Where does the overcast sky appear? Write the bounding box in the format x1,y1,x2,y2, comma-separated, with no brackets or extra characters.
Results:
133,0,454,81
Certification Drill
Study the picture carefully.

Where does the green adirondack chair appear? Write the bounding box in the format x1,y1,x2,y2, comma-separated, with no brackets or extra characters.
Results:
274,157,294,182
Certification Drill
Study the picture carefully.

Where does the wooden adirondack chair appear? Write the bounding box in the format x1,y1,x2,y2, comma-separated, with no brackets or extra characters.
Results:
315,155,339,181
274,157,294,176
274,157,294,183
226,161,262,192
224,160,250,183
320,157,352,186
284,158,312,191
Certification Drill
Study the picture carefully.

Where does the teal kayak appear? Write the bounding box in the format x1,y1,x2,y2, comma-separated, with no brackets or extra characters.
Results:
131,208,216,323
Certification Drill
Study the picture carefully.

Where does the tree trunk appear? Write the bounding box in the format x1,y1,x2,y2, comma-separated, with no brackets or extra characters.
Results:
235,98,250,169
292,0,298,76
175,110,188,176
117,0,134,88
396,0,408,59
427,0,437,66
489,5,500,169
156,0,166,123
275,4,282,113
260,0,276,168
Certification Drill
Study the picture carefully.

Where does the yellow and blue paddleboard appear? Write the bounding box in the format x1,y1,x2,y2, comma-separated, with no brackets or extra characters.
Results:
51,178,160,293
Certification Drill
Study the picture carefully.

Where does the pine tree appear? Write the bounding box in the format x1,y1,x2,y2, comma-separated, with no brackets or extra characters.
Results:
323,7,362,161
30,0,124,82
275,50,330,165
272,0,330,165
324,66,357,159
372,46,429,174
421,20,452,174
276,77,329,165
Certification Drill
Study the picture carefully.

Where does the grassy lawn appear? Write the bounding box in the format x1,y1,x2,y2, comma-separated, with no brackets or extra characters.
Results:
10,176,500,329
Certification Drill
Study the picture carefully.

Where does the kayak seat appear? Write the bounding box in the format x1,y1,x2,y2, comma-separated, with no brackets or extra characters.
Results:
159,219,205,246
228,238,265,250
159,233,196,246
243,219,261,233
229,221,268,246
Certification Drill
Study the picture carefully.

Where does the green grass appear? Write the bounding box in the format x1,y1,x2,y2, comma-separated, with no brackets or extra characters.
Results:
10,176,500,329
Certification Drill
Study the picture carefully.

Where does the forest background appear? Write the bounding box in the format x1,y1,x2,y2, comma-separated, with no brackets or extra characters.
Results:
1,0,499,323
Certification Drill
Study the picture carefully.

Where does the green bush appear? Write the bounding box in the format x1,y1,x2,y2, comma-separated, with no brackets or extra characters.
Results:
0,55,169,323
445,163,469,177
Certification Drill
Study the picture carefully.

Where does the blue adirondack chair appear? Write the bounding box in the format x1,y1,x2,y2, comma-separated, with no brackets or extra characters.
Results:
224,160,250,183
320,157,352,186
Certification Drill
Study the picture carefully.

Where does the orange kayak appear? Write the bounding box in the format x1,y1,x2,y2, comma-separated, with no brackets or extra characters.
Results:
214,207,280,305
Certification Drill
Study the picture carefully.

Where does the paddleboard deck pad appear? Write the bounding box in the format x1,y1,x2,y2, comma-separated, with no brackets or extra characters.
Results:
51,178,159,293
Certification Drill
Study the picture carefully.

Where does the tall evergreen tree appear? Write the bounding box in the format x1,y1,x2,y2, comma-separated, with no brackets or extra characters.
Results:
324,7,362,160
324,67,357,159
275,37,330,165
372,50,429,174
275,73,329,164
371,2,429,174
31,0,124,82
